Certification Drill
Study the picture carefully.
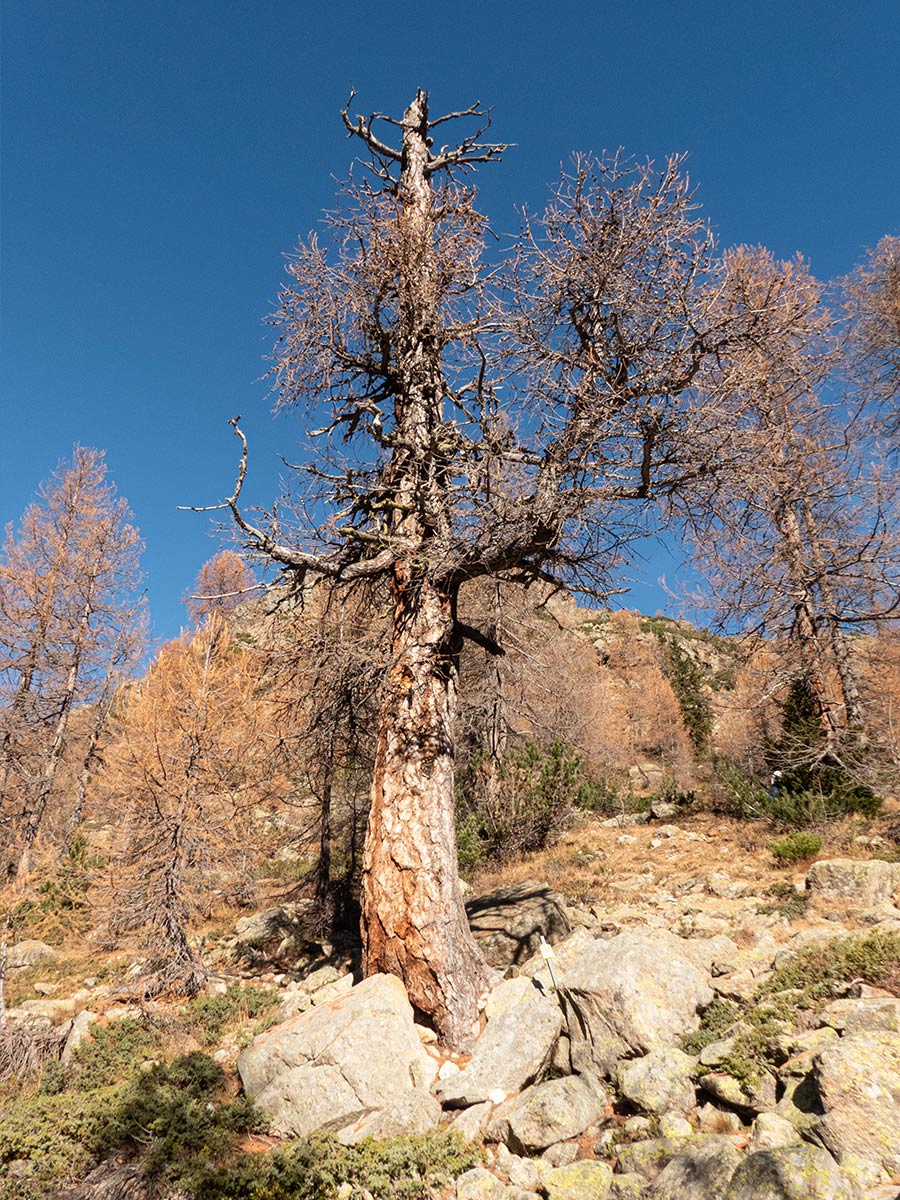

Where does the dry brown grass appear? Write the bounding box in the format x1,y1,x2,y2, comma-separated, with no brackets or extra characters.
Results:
469,808,900,909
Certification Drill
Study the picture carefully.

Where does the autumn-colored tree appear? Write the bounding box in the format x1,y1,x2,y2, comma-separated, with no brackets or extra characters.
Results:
844,235,900,434
186,549,260,626
0,447,145,880
262,579,383,914
0,447,145,1026
102,618,278,996
207,92,768,1046
684,247,900,762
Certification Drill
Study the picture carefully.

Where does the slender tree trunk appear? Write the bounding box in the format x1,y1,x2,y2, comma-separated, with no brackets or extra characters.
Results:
362,572,494,1048
775,499,839,747
314,753,333,907
16,599,93,880
799,499,866,736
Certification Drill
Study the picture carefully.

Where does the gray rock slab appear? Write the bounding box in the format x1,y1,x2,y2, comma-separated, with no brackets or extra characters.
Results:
806,859,900,907
616,1134,741,1186
540,930,713,1075
813,1031,900,1174
486,1074,608,1153
700,1068,777,1115
608,1175,644,1199
336,1088,442,1145
539,1160,613,1200
237,973,435,1138
843,998,900,1034
617,1047,697,1115
6,940,57,970
448,1100,493,1141
652,1135,743,1199
455,1167,509,1200
233,901,315,948
749,1112,803,1150
723,1144,863,1200
466,880,571,968
434,981,562,1107
61,1009,99,1064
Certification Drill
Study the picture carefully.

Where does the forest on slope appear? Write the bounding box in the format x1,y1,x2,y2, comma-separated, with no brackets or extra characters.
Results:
2,86,900,1060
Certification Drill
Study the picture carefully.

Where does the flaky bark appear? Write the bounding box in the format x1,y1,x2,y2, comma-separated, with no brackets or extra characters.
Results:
363,574,492,1047
357,94,495,1045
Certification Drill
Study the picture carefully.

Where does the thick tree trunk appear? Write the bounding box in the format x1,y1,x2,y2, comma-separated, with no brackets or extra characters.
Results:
362,572,494,1049
359,90,495,1048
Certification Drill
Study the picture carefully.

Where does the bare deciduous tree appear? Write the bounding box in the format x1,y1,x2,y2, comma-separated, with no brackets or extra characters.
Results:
684,247,900,761
206,91,756,1046
843,234,900,435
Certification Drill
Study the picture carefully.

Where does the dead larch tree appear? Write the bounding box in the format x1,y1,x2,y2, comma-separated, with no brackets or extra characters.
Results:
207,91,756,1047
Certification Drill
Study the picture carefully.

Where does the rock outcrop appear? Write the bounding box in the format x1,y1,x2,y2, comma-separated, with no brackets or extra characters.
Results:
236,973,437,1143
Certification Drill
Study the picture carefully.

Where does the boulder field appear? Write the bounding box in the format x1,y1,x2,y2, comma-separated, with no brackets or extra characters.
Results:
232,857,900,1200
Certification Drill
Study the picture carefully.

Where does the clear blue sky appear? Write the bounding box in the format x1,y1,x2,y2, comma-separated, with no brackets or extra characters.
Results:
3,0,899,643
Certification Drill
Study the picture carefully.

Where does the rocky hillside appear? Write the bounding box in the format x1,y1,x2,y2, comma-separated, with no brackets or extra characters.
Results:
4,804,900,1199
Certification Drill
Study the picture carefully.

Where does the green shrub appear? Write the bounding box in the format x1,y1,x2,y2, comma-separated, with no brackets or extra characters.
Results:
757,881,810,921
714,756,879,825
106,1053,263,1183
681,996,741,1055
68,1017,168,1090
188,984,281,1046
0,1051,263,1200
193,1129,479,1200
456,813,487,872
764,680,881,819
717,1004,789,1087
0,1084,124,1199
456,739,614,864
660,638,713,755
763,931,900,1004
684,932,900,1092
770,832,822,865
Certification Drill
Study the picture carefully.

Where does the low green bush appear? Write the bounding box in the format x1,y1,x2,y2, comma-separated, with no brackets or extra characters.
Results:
763,930,900,1004
0,1084,121,1199
456,739,617,865
188,983,281,1046
757,881,811,921
193,1129,479,1200
68,1017,168,1090
714,757,879,825
716,1003,790,1087
770,832,822,865
683,932,900,1091
1,1051,261,1200
681,996,741,1055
